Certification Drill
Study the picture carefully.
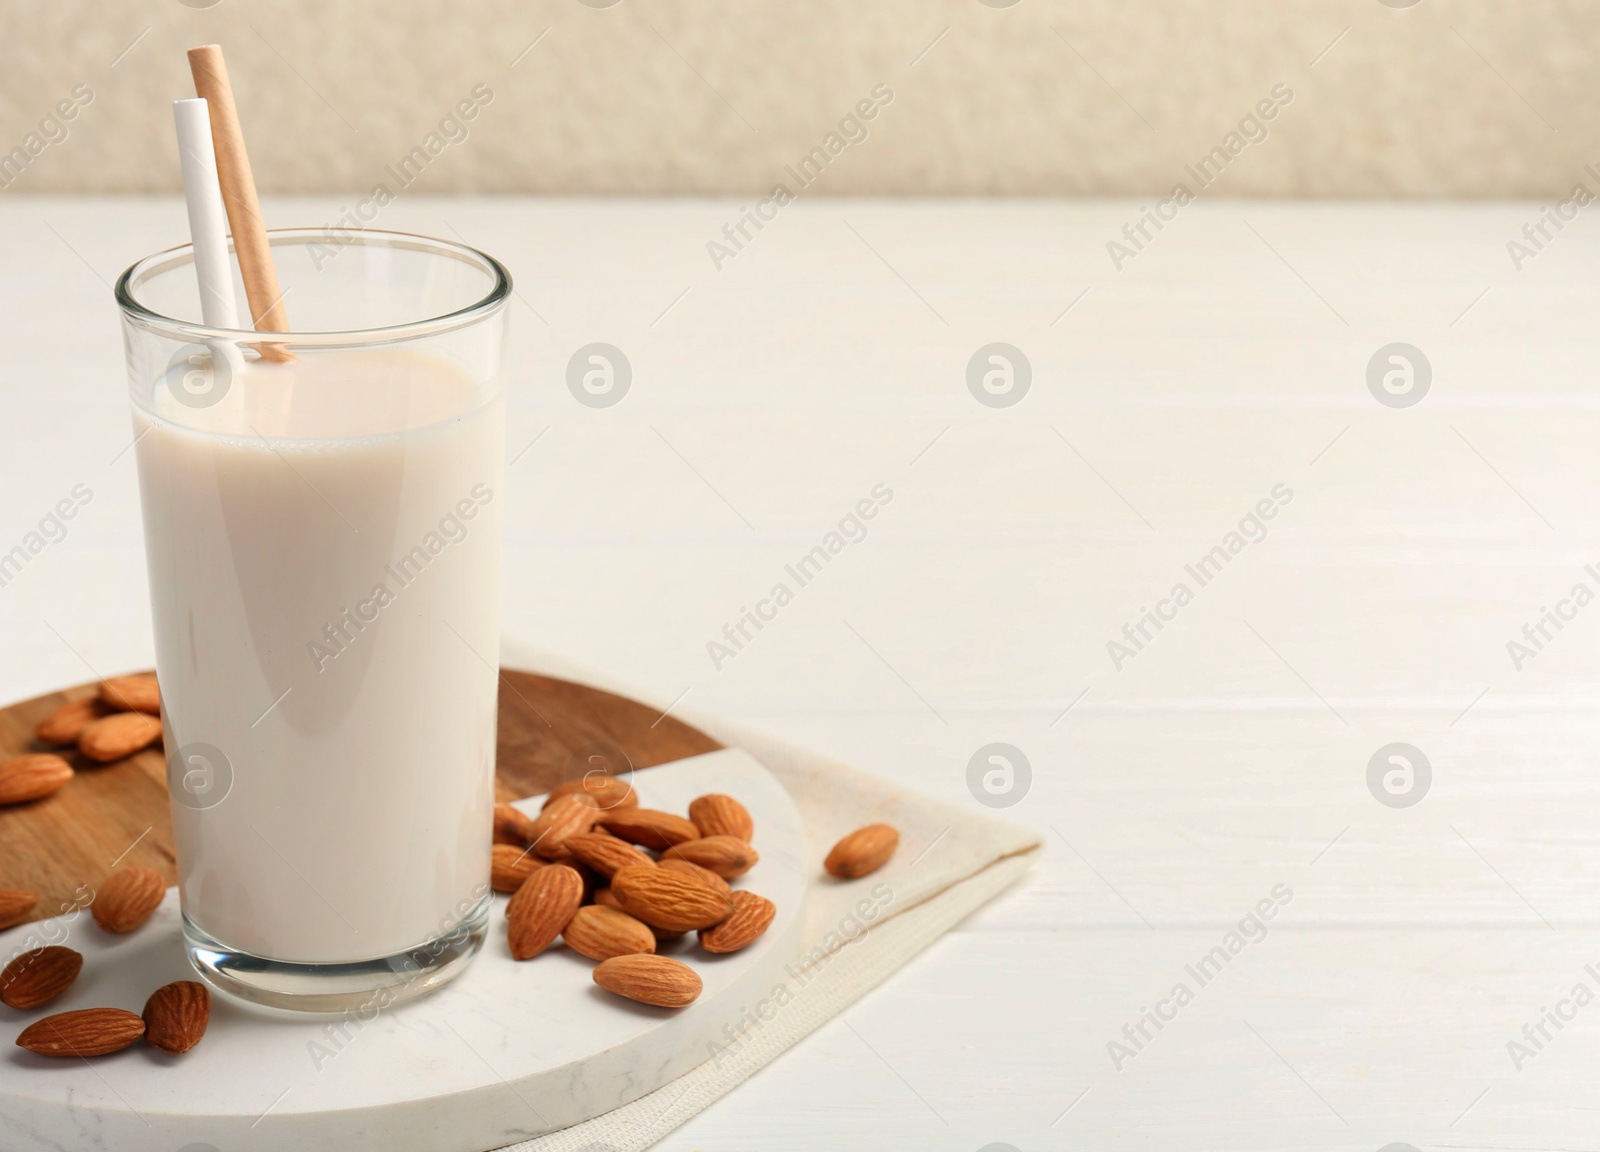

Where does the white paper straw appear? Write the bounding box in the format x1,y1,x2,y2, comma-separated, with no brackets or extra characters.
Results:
172,97,245,375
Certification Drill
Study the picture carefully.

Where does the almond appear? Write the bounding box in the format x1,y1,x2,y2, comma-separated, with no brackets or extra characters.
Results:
699,891,777,954
142,980,209,1054
98,673,161,716
35,696,107,745
0,754,73,806
661,835,759,879
0,888,39,930
562,905,657,961
0,947,83,1010
605,886,685,942
506,864,583,960
824,823,899,879
688,793,754,841
546,775,638,812
491,843,544,893
593,954,702,1007
78,712,163,763
92,867,166,933
17,1008,146,1057
611,863,733,932
565,832,655,879
595,808,701,851
528,794,599,861
658,857,730,896
493,803,534,847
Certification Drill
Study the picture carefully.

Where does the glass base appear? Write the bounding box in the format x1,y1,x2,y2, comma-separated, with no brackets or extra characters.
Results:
184,895,491,1014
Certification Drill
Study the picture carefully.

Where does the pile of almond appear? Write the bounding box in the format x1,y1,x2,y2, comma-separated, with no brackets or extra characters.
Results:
0,674,165,808
3,863,209,1059
495,778,902,1010
494,783,783,1008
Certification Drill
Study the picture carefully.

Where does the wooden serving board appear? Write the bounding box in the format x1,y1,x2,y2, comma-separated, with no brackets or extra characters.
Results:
0,669,721,925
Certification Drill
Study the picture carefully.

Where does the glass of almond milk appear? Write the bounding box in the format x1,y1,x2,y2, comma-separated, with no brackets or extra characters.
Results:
115,230,509,1011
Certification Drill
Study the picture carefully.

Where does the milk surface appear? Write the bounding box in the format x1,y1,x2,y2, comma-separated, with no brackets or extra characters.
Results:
133,348,501,964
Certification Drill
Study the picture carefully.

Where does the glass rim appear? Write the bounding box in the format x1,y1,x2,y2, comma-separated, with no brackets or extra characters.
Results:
114,227,513,348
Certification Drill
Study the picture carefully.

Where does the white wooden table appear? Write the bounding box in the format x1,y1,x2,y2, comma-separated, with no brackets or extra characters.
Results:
2,197,1597,1150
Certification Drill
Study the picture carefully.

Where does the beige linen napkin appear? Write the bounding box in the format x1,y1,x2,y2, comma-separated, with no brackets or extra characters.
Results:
498,642,1042,1152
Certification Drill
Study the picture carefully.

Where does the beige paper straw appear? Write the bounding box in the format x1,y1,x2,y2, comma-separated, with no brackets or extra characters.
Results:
187,44,292,362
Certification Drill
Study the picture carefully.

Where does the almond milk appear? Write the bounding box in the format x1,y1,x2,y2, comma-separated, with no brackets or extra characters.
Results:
133,348,501,965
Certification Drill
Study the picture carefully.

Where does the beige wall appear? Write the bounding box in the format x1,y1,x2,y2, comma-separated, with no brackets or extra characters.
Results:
1,0,1597,197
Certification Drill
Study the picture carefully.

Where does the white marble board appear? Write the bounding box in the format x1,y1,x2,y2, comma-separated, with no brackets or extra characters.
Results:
0,747,805,1152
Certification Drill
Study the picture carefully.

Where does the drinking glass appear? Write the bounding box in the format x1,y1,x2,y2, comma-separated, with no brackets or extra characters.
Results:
115,229,510,1012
